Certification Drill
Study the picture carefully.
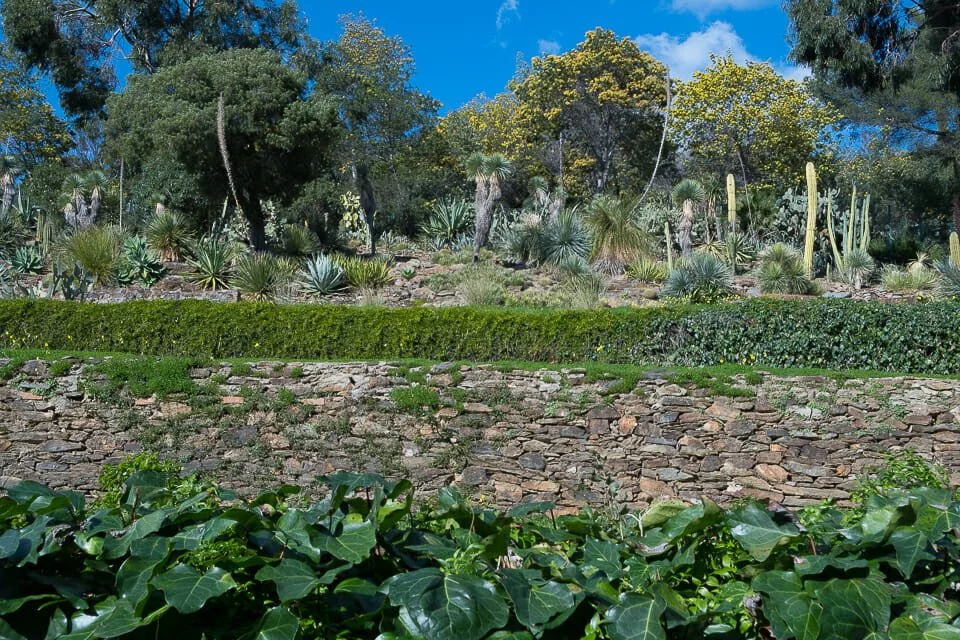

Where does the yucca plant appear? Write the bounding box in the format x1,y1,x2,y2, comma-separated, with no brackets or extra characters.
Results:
11,245,44,274
935,260,960,298
115,236,166,286
61,225,122,286
626,258,667,284
757,243,813,294
660,252,735,303
279,223,320,258
840,248,874,290
146,210,193,262
584,195,654,273
337,255,394,290
673,179,706,258
233,252,294,302
187,236,236,290
301,254,345,296
0,208,28,260
0,261,12,298
540,208,589,267
422,199,474,249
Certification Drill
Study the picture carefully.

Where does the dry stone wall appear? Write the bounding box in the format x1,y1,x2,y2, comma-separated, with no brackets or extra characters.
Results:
1,358,959,511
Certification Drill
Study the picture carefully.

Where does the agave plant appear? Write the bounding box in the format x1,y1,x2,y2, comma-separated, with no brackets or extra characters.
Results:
0,208,28,260
115,236,166,287
300,254,345,296
146,210,193,262
935,260,960,298
11,246,45,275
660,252,735,303
187,236,237,290
421,199,474,249
584,195,654,274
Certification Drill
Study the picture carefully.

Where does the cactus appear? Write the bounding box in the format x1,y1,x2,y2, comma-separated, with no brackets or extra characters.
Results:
803,162,817,278
951,231,960,266
726,173,736,233
664,221,674,271
826,184,874,286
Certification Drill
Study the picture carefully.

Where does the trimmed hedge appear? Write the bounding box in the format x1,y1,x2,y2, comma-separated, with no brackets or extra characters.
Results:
0,298,958,374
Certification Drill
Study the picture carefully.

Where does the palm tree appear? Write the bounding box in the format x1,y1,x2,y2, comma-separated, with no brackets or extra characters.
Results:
468,153,512,262
673,179,706,258
0,156,21,214
84,170,109,224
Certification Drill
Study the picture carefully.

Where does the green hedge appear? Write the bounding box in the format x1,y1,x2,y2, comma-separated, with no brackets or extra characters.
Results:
0,298,958,374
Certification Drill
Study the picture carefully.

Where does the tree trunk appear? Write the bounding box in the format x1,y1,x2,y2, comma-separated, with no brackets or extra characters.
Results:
246,199,268,252
679,199,695,258
0,176,14,212
354,164,377,256
952,193,960,235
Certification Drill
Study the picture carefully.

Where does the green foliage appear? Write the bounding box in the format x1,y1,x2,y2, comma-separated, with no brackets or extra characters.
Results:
584,195,655,273
60,225,122,286
187,237,236,291
0,207,29,260
8,298,960,373
87,355,198,401
115,236,166,287
278,223,319,258
456,263,506,306
540,208,590,267
2,473,960,639
96,451,181,508
851,450,950,504
390,385,441,413
146,210,193,262
300,254,345,296
421,199,473,249
233,253,294,302
935,259,960,298
10,245,44,274
626,258,667,284
561,271,606,309
49,261,92,301
880,263,938,292
758,243,815,294
337,255,394,290
661,253,735,303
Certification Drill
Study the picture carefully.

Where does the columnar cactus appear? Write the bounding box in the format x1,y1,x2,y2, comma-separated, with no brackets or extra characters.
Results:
951,231,960,266
726,173,736,233
665,222,674,271
803,162,817,278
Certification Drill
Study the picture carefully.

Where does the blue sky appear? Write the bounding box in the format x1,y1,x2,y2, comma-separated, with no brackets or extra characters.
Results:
304,0,798,111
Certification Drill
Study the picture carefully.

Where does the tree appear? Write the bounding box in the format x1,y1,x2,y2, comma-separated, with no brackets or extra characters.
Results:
106,48,339,251
323,14,438,255
467,153,511,261
2,0,311,118
0,155,20,212
61,170,109,229
670,55,840,192
0,45,70,168
673,179,706,257
786,0,960,232
511,28,670,196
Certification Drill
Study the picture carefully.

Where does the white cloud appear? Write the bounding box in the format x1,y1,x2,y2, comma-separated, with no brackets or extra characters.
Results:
635,21,808,81
670,0,776,20
496,0,520,30
538,39,561,55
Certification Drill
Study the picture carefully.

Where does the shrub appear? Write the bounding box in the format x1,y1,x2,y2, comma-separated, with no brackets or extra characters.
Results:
300,254,345,296
421,199,473,249
187,237,236,290
539,209,589,267
562,271,605,309
0,208,28,260
233,253,294,302
661,253,734,302
880,264,938,292
457,263,505,306
625,258,667,284
584,196,654,273
60,225,122,286
278,223,319,258
146,210,193,261
840,248,875,289
337,255,394,290
757,243,813,295
10,245,44,274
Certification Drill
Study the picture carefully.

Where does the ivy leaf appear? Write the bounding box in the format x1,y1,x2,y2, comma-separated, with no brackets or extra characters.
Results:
116,557,162,610
816,576,891,640
153,564,237,614
753,571,821,640
604,593,666,640
0,594,58,615
727,503,800,561
583,537,623,579
0,618,27,640
385,568,509,640
501,570,576,631
889,616,960,640
315,518,376,565
255,559,321,602
252,606,300,640
889,527,935,579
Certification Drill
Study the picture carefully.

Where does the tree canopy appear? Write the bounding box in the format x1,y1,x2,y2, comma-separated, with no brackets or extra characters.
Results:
106,48,339,250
